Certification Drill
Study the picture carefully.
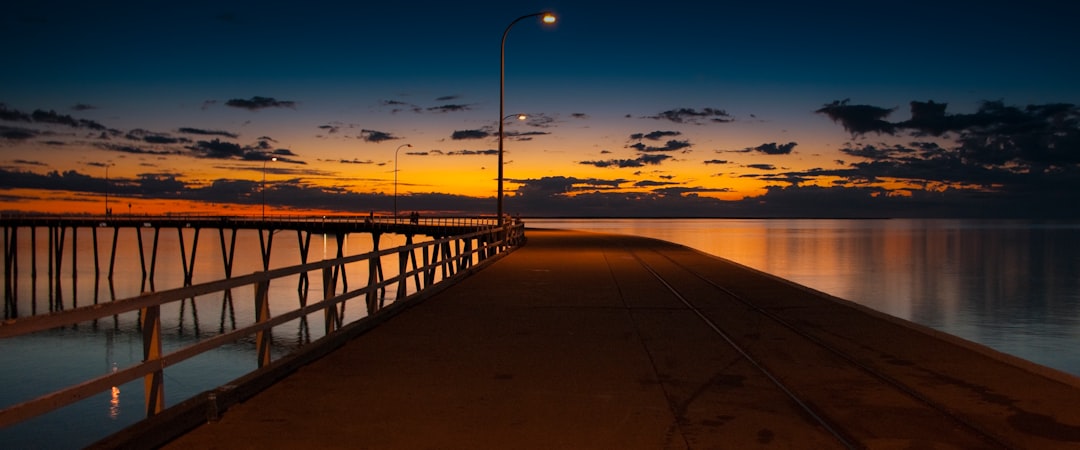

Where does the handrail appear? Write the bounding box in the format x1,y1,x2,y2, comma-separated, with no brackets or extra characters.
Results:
0,221,525,429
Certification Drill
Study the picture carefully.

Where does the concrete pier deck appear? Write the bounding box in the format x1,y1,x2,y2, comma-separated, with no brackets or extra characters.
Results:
160,229,1080,449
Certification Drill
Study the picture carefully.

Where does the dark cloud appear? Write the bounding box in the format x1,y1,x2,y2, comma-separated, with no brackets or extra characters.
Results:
318,124,340,134
29,109,105,130
13,159,48,166
746,164,777,171
815,99,897,135
630,130,681,141
510,176,627,198
753,142,797,155
0,105,33,122
179,127,239,138
225,96,296,110
629,140,692,152
380,99,417,114
648,108,733,124
634,180,679,188
507,130,550,140
126,129,190,145
435,95,460,101
96,143,180,155
339,159,376,164
452,129,490,140
360,129,398,143
580,154,673,168
571,113,589,119
188,139,244,158
1,126,39,140
704,159,729,165
427,104,471,113
445,149,498,156
71,103,96,111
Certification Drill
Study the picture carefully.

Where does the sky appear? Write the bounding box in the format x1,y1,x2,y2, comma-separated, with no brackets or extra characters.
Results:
3,0,1080,218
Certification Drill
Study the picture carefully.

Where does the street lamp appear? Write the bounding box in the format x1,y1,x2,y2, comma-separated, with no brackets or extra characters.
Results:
394,143,412,220
499,11,556,225
262,156,277,219
104,162,114,216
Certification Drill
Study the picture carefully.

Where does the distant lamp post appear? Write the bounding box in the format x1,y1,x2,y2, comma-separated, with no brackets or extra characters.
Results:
499,11,556,225
394,143,412,220
262,156,277,219
104,162,114,216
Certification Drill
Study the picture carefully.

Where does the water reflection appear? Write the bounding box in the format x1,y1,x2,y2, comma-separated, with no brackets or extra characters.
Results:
1,228,432,448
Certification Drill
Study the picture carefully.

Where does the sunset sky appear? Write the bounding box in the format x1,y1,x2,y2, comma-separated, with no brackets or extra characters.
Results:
3,1,1079,217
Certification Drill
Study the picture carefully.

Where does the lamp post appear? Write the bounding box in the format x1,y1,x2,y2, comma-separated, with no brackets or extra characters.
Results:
394,143,412,220
104,162,113,216
499,11,556,225
262,156,277,219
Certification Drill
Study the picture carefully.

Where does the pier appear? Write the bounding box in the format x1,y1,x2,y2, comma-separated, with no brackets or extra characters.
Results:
106,229,1080,449
0,215,524,443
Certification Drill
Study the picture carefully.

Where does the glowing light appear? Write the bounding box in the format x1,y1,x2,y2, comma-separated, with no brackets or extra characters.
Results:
542,13,556,24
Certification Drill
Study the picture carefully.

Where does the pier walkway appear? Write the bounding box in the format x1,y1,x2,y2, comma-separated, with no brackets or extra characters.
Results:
152,229,1080,449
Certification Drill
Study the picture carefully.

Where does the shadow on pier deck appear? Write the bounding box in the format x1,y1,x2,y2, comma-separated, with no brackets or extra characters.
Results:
108,229,1080,449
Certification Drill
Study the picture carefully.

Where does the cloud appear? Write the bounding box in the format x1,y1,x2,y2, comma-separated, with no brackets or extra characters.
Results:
648,107,733,124
360,129,398,143
318,124,340,134
571,113,589,119
580,154,673,168
188,139,245,158
704,159,729,165
126,128,191,145
1,126,39,140
753,142,797,155
629,140,692,152
452,129,490,140
427,104,471,113
815,99,897,135
444,149,498,156
634,180,680,188
225,96,296,110
13,159,48,166
96,143,180,155
339,159,376,164
507,130,550,141
28,109,106,130
746,164,777,171
71,103,96,111
1,105,33,122
630,130,681,141
510,176,628,197
179,127,239,138
435,95,460,101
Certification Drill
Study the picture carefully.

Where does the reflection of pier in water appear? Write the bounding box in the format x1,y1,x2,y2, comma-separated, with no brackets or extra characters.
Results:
2,215,501,320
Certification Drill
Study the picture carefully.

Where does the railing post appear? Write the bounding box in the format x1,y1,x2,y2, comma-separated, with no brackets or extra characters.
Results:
322,267,338,335
397,247,408,301
141,304,165,416
253,279,272,367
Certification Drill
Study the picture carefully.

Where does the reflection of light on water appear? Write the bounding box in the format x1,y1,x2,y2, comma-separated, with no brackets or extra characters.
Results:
109,362,120,420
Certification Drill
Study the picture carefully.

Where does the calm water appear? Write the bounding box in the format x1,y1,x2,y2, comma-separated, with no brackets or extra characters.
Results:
529,218,1080,378
0,228,426,448
3,219,1079,447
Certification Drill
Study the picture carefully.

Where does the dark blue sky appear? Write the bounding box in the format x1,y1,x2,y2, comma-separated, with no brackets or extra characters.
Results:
3,1,1080,217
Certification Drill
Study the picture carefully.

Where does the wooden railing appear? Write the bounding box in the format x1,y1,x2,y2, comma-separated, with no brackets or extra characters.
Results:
0,222,525,432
